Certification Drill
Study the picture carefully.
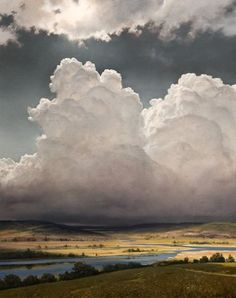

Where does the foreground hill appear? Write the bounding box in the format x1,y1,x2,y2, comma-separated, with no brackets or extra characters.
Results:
0,263,236,298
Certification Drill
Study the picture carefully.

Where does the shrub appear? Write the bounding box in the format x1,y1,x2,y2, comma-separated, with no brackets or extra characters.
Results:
157,259,189,266
68,253,76,257
183,257,189,264
103,262,142,272
210,253,225,263
4,274,22,288
23,275,40,286
226,254,235,263
127,248,141,253
199,256,209,263
72,262,98,277
59,271,74,281
40,273,57,283
193,259,199,263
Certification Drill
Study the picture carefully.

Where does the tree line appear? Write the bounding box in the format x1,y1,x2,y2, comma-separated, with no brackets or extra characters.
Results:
0,262,143,291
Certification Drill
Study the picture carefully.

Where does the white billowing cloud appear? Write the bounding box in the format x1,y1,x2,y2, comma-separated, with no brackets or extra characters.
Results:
143,74,236,216
0,0,236,45
0,58,236,223
0,58,176,222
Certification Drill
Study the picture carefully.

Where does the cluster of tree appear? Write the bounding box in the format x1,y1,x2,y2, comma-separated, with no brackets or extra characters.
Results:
58,262,98,280
0,261,143,291
157,257,190,266
102,262,143,272
0,249,64,260
0,249,87,260
194,253,235,263
126,248,141,253
0,273,57,290
157,253,235,267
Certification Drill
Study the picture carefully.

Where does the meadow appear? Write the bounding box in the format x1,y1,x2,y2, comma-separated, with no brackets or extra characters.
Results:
0,263,236,298
1,222,236,297
1,221,236,258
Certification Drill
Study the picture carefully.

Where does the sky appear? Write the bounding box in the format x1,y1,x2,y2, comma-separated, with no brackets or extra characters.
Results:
0,0,236,224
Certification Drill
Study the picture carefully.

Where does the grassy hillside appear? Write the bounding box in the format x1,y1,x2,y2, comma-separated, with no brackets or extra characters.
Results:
0,263,236,298
0,221,107,246
1,220,236,239
0,221,102,237
193,222,236,235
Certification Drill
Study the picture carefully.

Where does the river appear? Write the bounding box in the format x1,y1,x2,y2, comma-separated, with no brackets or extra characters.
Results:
0,245,236,279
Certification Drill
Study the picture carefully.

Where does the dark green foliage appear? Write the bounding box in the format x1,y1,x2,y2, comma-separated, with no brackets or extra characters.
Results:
0,249,64,260
0,280,5,290
58,271,74,281
68,253,76,257
59,262,98,281
40,273,57,283
226,254,235,263
199,256,209,263
193,259,199,263
72,262,98,277
127,248,141,253
209,253,225,263
103,262,142,272
157,259,189,266
23,275,40,286
183,257,189,263
4,275,21,288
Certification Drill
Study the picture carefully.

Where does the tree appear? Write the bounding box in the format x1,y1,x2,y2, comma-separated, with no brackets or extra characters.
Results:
183,257,189,264
40,273,57,283
72,262,98,277
210,253,225,263
199,256,209,263
59,271,74,281
4,274,21,288
23,275,40,286
226,254,235,263
103,262,142,272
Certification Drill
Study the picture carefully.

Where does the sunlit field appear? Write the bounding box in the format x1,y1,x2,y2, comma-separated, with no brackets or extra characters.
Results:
1,222,236,258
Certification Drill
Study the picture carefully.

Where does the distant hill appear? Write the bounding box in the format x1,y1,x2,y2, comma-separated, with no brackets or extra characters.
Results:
183,222,236,238
0,220,235,241
80,222,201,232
0,220,104,241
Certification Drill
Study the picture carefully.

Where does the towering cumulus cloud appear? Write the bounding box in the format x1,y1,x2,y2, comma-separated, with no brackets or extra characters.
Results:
0,59,236,223
0,0,236,44
143,75,236,219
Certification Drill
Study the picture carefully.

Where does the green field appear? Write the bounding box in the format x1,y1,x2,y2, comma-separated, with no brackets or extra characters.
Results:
1,263,236,298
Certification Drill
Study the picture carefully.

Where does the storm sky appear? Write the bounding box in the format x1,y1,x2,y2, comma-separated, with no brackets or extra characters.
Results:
0,1,236,224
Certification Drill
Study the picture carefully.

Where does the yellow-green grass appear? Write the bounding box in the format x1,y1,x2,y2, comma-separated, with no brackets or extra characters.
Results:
1,222,236,258
0,263,236,298
0,240,177,257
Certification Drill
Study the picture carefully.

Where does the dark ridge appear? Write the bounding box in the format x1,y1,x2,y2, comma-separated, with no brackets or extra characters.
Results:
0,220,104,236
